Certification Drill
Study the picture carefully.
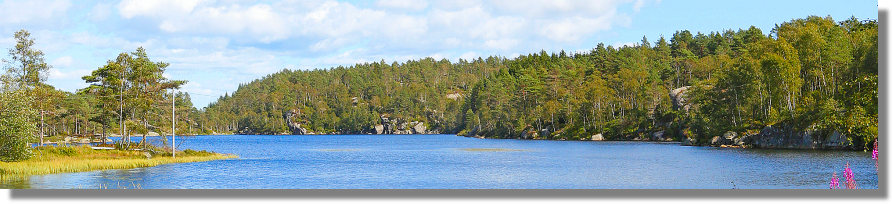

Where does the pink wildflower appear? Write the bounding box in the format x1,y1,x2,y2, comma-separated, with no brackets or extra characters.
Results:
829,172,840,189
844,162,857,189
873,140,878,171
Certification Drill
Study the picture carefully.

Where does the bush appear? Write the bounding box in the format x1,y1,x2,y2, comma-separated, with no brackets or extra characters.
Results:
114,141,140,150
36,146,81,157
0,90,36,162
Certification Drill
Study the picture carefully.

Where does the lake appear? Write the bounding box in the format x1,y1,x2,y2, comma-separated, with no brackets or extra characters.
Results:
7,134,879,189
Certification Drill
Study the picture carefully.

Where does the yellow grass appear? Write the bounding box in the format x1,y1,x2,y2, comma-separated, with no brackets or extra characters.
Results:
0,146,236,180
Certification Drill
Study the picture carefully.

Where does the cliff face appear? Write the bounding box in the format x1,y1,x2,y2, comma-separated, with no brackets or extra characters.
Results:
277,110,439,135
373,115,437,135
669,86,691,112
284,109,308,135
670,86,855,150
750,123,852,149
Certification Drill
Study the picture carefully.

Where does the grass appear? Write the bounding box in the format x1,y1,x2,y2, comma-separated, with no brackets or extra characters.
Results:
0,145,236,180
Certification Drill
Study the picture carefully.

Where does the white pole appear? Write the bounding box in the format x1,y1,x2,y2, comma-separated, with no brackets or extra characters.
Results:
172,89,176,158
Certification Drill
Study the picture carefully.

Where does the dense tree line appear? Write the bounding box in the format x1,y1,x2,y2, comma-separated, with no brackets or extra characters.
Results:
459,16,877,149
199,57,501,134
200,16,877,149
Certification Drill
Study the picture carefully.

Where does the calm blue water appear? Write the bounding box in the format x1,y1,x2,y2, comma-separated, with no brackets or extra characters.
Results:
12,134,879,189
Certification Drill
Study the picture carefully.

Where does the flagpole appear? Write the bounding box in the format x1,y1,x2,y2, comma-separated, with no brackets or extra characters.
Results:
172,89,176,158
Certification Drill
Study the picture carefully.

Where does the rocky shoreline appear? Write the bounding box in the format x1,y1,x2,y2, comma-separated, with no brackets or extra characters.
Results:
238,86,859,151
460,125,855,150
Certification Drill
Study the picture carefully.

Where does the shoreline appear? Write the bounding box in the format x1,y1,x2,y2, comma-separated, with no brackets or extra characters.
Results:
95,133,860,151
0,146,236,180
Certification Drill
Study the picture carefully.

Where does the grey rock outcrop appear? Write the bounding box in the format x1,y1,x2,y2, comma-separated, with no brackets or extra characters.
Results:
670,86,691,112
284,109,308,135
733,134,751,146
374,124,385,135
651,131,668,141
709,131,736,146
519,128,538,140
681,137,697,146
375,114,435,135
591,134,605,141
751,124,852,149
823,131,851,149
540,128,551,139
411,122,427,134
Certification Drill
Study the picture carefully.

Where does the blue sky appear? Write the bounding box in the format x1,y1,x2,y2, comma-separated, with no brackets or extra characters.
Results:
0,0,877,108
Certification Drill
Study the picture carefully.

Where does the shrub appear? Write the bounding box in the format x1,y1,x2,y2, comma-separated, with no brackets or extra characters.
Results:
0,90,36,162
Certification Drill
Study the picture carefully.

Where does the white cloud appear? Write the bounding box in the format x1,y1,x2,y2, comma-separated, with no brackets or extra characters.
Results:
634,0,646,12
483,39,518,50
48,68,91,80
1,0,657,107
376,0,428,11
117,0,203,19
87,3,112,21
51,56,73,67
612,41,637,48
0,0,71,24
459,51,479,60
119,0,289,43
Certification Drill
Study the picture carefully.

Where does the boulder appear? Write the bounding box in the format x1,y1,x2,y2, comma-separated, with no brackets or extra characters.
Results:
708,131,737,146
411,122,427,134
651,131,666,141
397,122,408,132
373,124,385,134
591,134,605,141
709,136,721,145
710,135,732,146
733,134,751,146
723,131,737,141
682,137,697,146
540,128,551,139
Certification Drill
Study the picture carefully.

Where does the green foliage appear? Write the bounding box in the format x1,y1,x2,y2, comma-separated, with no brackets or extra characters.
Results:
200,57,501,134
2,29,51,90
684,16,878,148
0,90,36,161
80,47,187,144
194,16,876,149
37,146,79,157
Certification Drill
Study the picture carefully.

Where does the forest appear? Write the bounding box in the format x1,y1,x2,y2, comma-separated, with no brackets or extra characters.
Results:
0,15,879,157
196,16,877,149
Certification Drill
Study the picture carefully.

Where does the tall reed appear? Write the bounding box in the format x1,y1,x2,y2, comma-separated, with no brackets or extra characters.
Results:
0,145,235,180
